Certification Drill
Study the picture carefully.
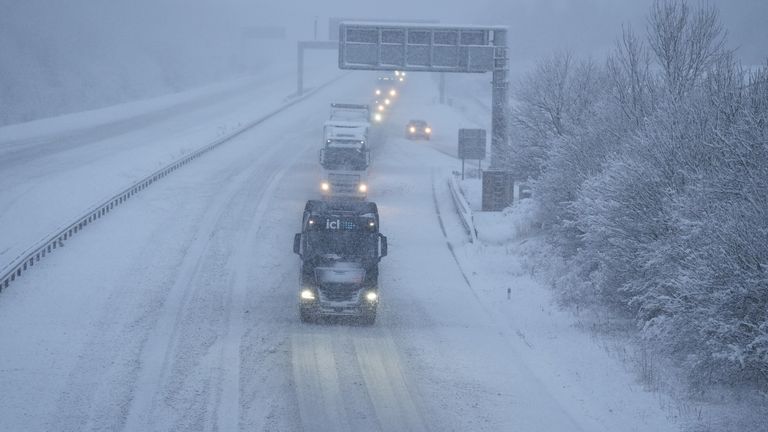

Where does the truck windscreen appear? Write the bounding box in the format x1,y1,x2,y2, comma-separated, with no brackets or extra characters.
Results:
305,215,378,258
322,148,368,170
331,111,368,122
306,231,377,259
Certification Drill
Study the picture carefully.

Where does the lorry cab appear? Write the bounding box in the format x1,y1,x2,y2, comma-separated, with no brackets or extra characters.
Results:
320,120,371,199
293,200,387,325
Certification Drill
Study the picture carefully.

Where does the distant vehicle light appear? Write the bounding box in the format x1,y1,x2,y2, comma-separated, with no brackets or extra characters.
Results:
320,182,330,191
377,105,385,112
399,77,404,82
300,289,316,300
409,126,416,133
365,291,378,302
384,98,391,105
358,183,368,193
373,113,383,122
375,89,381,95
394,71,401,76
389,89,397,97
425,127,432,134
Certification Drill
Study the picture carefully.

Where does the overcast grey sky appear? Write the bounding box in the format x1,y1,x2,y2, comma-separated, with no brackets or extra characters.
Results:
1,0,764,124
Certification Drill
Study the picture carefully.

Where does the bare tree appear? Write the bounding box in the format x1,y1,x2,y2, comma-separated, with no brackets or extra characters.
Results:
647,0,728,100
607,24,655,127
514,51,573,139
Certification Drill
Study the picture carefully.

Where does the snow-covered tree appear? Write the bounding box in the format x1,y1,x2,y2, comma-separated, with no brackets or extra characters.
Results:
513,0,768,391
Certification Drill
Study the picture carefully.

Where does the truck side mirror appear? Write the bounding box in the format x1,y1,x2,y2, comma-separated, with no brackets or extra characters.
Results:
379,234,387,258
293,233,302,256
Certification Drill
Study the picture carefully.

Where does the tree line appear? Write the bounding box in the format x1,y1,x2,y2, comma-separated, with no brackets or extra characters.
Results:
511,0,768,391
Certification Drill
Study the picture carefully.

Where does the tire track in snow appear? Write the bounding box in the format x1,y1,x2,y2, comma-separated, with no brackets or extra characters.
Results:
214,129,309,432
121,138,290,431
291,332,353,432
353,336,429,432
120,171,252,431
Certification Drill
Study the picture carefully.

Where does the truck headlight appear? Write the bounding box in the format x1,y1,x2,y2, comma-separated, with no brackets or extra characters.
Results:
358,183,368,193
425,127,432,134
373,113,383,122
300,289,316,300
409,126,416,133
365,291,378,302
320,182,330,192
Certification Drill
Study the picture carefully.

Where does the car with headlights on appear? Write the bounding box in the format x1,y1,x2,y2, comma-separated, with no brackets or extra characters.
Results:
405,119,432,140
374,77,399,99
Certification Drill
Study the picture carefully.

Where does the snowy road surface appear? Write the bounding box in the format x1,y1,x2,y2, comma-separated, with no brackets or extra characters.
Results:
0,73,678,431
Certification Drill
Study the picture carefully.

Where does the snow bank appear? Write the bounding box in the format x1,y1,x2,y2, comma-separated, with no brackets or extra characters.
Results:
458,177,541,244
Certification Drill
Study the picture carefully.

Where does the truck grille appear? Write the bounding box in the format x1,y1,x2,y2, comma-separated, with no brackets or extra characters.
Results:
328,173,360,194
319,284,362,302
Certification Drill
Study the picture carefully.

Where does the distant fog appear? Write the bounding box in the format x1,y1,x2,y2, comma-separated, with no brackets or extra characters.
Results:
1,0,765,125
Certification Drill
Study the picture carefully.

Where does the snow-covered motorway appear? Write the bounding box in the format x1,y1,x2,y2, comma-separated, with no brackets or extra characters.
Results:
0,73,677,431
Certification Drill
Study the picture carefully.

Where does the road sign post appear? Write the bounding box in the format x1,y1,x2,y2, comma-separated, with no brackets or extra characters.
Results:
296,40,337,96
458,128,486,179
490,30,509,169
439,73,446,104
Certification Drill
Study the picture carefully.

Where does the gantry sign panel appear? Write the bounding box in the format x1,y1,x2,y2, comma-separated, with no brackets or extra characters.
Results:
338,22,503,73
329,18,440,41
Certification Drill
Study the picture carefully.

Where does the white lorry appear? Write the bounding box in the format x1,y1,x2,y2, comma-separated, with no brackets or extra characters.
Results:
329,102,371,124
319,104,371,199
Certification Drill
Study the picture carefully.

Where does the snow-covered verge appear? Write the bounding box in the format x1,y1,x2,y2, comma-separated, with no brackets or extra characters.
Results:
457,177,540,244
488,3,768,429
454,182,768,431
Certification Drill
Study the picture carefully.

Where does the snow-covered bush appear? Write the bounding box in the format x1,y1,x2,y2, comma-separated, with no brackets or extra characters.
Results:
512,0,768,392
502,197,542,239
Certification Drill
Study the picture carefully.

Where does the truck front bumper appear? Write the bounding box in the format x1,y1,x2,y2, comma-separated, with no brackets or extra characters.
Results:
300,301,376,317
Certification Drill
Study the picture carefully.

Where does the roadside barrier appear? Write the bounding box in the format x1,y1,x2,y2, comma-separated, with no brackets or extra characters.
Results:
447,174,477,243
